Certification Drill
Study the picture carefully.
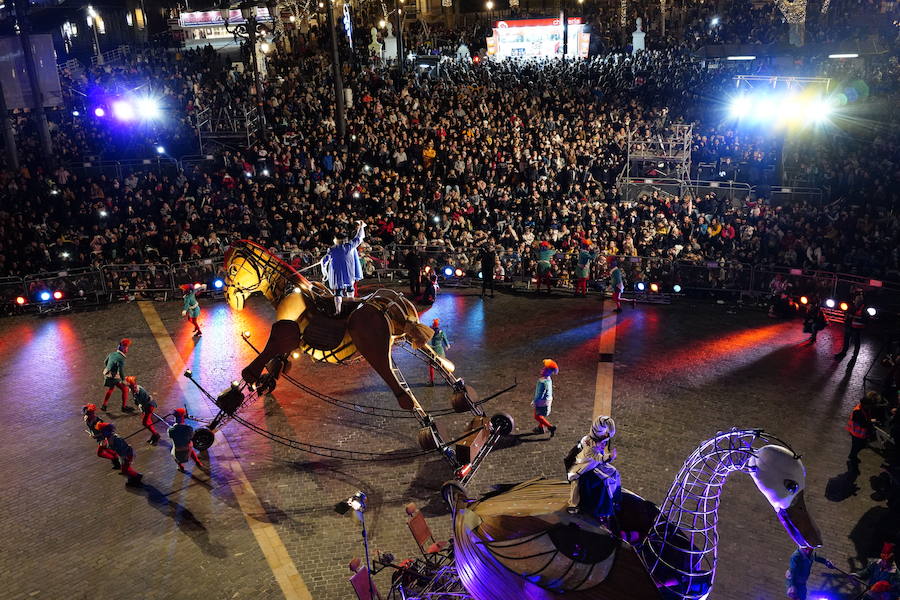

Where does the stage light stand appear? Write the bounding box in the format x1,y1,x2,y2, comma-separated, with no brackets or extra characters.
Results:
335,491,375,600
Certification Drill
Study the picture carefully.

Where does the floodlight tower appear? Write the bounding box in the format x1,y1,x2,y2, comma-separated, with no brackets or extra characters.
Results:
732,75,833,188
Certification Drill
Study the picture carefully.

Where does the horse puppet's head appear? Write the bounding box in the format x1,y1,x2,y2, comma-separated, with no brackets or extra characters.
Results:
224,241,308,311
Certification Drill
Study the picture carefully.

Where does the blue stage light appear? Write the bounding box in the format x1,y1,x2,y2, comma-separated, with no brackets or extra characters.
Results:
635,282,646,292
155,145,166,154
39,291,51,302
673,284,683,293
443,266,454,277
213,279,224,289
93,107,106,117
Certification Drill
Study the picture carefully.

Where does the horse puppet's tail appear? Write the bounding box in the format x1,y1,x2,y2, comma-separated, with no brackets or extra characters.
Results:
402,317,434,349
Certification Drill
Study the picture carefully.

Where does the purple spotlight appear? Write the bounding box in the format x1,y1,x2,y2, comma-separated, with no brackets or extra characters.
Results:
93,106,106,117
111,100,136,121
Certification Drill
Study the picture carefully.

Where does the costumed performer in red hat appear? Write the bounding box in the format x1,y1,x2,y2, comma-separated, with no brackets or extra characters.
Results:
125,376,161,445
101,338,131,411
181,284,206,337
96,422,143,486
535,241,555,294
168,408,205,472
575,239,597,297
427,318,451,386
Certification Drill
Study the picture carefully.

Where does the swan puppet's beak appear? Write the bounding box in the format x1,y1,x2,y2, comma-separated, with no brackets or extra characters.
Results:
777,491,823,548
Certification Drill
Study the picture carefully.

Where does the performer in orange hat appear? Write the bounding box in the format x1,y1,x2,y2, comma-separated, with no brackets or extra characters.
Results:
531,359,559,437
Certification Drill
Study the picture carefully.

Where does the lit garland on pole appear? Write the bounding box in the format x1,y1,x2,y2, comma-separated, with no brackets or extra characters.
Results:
775,0,807,23
620,0,627,27
820,0,830,14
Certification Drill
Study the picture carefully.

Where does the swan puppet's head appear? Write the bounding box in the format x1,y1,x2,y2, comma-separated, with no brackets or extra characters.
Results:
749,444,823,548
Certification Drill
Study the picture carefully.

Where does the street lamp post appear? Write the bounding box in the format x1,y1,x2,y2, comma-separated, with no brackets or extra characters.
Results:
394,0,405,87
324,0,346,138
485,0,494,24
87,5,102,64
224,1,273,142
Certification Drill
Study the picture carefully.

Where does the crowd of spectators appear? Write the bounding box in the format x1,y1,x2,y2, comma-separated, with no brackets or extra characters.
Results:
1,20,899,299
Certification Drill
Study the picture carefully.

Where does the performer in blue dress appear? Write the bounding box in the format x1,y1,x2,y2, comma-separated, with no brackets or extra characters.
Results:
322,221,366,315
565,416,621,525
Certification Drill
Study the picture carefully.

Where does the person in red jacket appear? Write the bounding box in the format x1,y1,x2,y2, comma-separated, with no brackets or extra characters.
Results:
847,392,879,472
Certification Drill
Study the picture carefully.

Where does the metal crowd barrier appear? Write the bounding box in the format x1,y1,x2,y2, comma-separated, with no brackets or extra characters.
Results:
23,267,107,302
64,157,180,182
101,263,174,300
4,245,900,316
171,258,224,290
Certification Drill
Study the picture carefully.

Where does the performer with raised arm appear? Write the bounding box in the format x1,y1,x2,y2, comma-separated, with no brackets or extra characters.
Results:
322,220,367,315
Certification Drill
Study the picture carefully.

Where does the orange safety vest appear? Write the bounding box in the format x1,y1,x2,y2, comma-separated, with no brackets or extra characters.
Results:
846,404,870,439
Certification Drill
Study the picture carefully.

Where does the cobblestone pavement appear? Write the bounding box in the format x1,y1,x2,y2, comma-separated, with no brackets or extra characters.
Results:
0,287,886,600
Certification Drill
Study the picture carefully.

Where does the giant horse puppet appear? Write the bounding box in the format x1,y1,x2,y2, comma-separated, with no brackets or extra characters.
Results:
210,240,503,472
442,429,823,600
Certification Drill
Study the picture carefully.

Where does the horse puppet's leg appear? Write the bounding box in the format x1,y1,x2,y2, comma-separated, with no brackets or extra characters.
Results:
241,320,302,383
241,293,306,384
348,305,421,414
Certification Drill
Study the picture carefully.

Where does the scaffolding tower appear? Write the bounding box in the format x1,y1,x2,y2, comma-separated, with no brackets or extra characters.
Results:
196,104,261,154
623,123,693,183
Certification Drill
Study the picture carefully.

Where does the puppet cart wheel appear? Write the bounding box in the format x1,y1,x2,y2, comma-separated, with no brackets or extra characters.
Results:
490,412,515,436
192,428,215,451
450,384,480,413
